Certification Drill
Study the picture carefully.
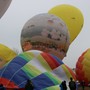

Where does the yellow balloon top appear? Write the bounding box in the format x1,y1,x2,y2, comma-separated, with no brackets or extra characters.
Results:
48,4,84,43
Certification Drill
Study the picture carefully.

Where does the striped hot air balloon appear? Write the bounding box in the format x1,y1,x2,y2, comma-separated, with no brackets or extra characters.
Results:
0,50,76,90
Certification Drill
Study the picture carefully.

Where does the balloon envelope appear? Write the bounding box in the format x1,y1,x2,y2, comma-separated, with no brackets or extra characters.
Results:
0,50,76,89
76,49,90,85
21,13,70,60
0,0,12,18
48,4,84,43
0,44,17,68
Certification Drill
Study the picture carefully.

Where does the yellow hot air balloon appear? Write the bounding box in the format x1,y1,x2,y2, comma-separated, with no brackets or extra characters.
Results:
0,0,12,18
48,4,84,43
0,44,17,68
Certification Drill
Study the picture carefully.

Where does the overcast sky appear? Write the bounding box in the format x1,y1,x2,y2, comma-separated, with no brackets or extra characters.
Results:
0,0,90,68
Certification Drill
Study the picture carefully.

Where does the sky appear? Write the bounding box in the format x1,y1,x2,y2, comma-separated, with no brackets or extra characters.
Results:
0,0,90,68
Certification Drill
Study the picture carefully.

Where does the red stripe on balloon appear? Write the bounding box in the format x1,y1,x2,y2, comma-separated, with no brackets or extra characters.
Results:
41,52,59,70
0,77,18,88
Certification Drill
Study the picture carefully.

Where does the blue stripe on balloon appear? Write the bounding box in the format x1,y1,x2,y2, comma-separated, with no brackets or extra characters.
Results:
50,54,63,65
31,73,55,90
1,56,27,79
10,69,30,87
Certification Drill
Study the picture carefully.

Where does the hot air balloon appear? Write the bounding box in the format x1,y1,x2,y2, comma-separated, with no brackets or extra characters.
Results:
0,43,17,69
0,50,76,89
48,4,84,43
76,49,90,86
0,0,12,18
21,13,70,60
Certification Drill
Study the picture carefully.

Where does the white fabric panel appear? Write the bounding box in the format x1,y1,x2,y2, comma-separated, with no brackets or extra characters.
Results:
51,65,69,81
28,57,47,73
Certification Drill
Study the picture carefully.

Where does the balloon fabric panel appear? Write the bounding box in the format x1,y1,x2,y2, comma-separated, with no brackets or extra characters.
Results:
31,73,59,90
22,63,42,79
1,57,27,79
41,53,60,69
37,54,52,71
50,54,63,65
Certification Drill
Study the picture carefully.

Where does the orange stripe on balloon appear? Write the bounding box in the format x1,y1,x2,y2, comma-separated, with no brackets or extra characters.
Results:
76,61,83,69
78,56,84,63
65,65,76,80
